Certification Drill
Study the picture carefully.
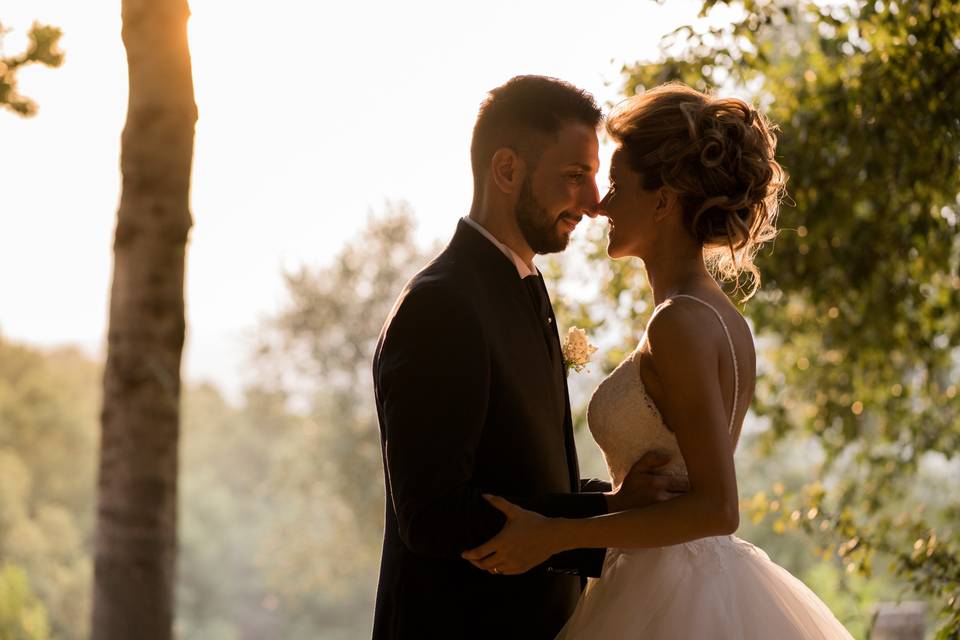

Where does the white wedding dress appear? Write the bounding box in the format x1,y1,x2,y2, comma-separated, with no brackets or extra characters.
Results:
557,295,853,640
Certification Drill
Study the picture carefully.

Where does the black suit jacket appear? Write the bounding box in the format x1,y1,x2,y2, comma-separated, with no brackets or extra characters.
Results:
372,220,609,640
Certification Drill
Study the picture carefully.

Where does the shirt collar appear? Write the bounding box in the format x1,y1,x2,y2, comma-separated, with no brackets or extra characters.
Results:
461,216,539,279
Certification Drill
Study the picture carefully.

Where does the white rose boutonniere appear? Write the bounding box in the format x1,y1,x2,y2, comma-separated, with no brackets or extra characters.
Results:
560,326,598,374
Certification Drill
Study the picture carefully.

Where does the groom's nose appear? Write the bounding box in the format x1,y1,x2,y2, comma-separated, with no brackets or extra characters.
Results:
578,179,602,217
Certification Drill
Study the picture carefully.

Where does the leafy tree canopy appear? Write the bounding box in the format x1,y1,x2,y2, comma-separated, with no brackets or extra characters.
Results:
0,21,63,116
588,0,960,634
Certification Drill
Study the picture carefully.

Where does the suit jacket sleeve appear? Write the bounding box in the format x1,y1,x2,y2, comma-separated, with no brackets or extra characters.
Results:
377,282,608,570
510,491,608,577
377,282,505,558
580,478,612,493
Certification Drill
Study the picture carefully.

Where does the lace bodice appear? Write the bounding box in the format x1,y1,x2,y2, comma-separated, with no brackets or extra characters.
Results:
587,295,740,490
562,296,855,640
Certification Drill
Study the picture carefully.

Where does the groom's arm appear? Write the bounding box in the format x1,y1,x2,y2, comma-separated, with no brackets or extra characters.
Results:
377,282,506,558
378,283,608,563
580,478,612,493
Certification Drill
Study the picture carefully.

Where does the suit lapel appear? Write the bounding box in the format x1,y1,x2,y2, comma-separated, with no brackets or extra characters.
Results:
449,220,579,492
537,274,568,422
540,275,581,493
450,221,558,371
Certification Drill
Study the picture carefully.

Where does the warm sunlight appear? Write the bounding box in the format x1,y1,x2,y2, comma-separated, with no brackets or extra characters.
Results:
2,0,705,395
3,1,956,638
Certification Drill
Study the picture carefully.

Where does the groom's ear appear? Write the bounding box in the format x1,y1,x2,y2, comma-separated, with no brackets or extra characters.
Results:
490,147,525,194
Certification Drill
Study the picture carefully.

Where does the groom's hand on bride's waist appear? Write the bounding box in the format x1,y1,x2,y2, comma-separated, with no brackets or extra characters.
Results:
604,451,690,512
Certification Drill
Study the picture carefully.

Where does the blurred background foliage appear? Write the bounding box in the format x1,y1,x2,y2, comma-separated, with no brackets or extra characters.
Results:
0,20,63,116
1,207,434,639
1,0,958,638
556,0,960,635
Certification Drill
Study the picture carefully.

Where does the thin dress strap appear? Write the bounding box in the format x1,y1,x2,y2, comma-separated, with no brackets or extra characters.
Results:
649,295,740,433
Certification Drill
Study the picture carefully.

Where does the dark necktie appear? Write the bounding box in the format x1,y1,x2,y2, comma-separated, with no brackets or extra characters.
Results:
524,275,548,318
523,274,558,363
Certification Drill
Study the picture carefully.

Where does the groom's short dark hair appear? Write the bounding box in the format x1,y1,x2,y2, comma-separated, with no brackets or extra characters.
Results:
471,75,602,185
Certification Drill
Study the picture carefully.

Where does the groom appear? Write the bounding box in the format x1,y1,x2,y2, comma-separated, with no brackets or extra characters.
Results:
372,76,681,640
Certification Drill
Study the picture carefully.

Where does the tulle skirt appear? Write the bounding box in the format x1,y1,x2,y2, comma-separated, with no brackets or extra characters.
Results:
556,535,854,640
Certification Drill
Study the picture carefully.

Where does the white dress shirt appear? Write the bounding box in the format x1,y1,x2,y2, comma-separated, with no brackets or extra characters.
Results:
461,216,539,279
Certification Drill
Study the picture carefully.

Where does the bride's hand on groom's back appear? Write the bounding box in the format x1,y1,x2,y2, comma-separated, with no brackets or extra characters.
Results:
604,450,690,512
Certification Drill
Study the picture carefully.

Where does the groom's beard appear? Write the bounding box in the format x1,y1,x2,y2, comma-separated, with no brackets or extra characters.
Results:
515,177,570,255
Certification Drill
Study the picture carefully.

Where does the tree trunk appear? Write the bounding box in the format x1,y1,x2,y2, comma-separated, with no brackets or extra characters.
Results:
92,0,196,638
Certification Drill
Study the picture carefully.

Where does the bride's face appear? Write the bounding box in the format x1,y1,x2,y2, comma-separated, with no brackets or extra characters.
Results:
600,148,661,259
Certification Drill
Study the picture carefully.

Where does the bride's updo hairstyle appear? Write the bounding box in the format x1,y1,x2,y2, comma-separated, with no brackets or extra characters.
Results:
606,83,786,300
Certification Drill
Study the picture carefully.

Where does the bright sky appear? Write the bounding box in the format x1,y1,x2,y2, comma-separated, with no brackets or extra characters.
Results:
1,0,720,399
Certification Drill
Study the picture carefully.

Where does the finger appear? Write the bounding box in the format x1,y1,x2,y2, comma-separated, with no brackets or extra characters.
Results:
468,558,502,573
462,533,502,560
468,559,486,571
496,565,520,576
483,494,518,517
665,476,691,492
471,552,502,571
462,543,496,561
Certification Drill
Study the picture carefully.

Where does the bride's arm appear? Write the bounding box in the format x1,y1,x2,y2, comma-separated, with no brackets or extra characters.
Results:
463,302,740,572
559,301,740,547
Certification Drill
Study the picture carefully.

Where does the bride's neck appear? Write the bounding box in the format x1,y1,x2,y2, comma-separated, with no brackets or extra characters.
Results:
645,243,711,306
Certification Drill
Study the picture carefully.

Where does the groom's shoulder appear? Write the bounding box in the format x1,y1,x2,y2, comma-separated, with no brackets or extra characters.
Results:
404,238,485,293
395,255,477,316
376,271,480,359
419,245,479,284
379,232,490,338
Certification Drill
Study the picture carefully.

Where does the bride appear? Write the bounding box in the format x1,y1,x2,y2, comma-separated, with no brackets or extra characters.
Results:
462,83,854,639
